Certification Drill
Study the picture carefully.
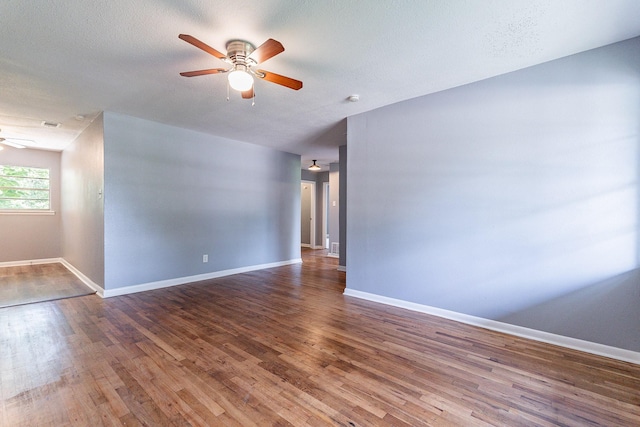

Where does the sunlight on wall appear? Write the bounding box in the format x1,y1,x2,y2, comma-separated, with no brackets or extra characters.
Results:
347,38,640,338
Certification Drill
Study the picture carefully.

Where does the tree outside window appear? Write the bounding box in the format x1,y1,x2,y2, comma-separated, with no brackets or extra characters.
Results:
0,165,50,210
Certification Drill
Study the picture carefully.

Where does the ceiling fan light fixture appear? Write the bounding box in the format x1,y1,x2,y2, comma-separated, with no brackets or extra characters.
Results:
228,66,254,92
308,160,321,171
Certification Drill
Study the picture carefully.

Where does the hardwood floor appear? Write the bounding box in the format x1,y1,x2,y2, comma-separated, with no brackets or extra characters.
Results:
1,249,638,426
0,263,95,308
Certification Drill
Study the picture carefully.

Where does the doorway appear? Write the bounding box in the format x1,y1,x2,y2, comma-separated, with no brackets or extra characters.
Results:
323,182,330,249
301,181,316,248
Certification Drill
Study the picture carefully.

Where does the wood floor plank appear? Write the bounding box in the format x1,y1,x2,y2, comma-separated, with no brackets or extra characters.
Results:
1,249,639,425
0,263,95,308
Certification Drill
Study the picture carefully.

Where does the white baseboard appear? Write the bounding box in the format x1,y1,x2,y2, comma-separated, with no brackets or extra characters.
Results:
343,288,640,365
0,258,61,268
102,258,303,298
60,259,105,297
5,257,303,300
327,253,339,259
337,265,346,272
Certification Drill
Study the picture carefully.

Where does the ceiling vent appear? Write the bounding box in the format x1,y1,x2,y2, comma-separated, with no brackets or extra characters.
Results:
41,121,61,128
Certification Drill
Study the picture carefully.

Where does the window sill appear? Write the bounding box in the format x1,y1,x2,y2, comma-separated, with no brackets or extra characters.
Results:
0,210,56,216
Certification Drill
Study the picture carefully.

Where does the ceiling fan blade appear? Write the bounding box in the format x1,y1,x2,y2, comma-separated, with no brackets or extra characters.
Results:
180,68,228,77
241,87,255,99
257,70,303,90
248,39,284,64
179,34,226,60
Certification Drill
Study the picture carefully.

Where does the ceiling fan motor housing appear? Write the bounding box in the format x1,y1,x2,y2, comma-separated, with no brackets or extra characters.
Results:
225,40,256,68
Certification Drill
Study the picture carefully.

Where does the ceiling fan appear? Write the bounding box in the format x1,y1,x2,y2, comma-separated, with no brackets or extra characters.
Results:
178,34,303,99
0,137,28,149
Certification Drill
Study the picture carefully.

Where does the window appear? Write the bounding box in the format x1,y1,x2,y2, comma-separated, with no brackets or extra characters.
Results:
0,165,51,211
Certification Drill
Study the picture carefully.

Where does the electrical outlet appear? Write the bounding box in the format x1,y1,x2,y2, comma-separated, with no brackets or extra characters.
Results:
203,254,208,263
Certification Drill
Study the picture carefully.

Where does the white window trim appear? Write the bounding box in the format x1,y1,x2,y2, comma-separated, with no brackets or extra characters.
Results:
0,210,56,215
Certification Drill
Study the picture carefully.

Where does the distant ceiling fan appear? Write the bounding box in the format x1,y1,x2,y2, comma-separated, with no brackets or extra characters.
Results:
178,34,303,99
0,137,28,149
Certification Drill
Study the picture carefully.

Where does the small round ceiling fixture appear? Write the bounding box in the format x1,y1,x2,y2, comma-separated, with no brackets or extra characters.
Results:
347,94,359,102
308,160,321,171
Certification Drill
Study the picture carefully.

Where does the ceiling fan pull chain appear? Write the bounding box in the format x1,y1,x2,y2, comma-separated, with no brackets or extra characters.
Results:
226,80,230,102
252,87,256,106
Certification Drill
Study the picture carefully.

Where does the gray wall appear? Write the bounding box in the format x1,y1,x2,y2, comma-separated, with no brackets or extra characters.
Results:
61,114,105,287
347,37,640,352
0,147,61,262
339,145,347,267
500,269,640,351
103,112,301,290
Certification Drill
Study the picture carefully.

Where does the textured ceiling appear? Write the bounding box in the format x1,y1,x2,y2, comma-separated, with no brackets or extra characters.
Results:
1,0,640,168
